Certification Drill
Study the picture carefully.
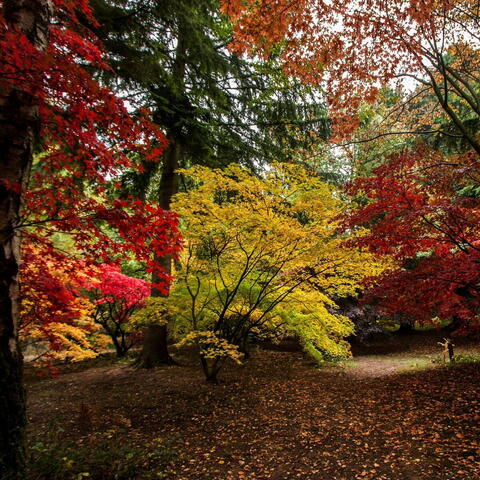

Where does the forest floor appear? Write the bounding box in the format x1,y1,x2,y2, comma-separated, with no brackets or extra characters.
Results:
26,331,480,480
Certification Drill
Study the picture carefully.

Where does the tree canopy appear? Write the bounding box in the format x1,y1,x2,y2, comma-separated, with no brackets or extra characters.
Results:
2,1,480,478
131,163,386,381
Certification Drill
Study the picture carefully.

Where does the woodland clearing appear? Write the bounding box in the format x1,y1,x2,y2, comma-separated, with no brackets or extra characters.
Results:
26,332,480,480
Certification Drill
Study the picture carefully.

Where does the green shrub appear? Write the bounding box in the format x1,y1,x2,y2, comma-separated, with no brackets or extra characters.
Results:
453,353,480,364
27,426,178,480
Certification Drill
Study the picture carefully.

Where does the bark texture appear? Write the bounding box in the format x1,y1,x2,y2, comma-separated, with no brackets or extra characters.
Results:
0,1,51,478
136,141,180,368
137,16,186,369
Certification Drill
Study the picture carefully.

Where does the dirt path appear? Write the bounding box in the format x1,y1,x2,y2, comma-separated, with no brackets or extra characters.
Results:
348,355,413,377
26,335,480,480
348,331,480,378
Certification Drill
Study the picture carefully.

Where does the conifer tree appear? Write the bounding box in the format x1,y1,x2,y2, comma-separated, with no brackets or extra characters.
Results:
91,0,329,366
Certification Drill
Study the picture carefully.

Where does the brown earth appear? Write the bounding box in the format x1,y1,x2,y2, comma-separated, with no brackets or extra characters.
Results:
26,332,480,480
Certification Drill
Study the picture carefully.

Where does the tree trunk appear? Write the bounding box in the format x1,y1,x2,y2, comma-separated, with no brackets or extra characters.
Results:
137,15,187,369
397,321,413,334
137,324,175,368
447,341,454,362
136,141,180,368
200,357,221,384
111,332,129,357
0,2,51,478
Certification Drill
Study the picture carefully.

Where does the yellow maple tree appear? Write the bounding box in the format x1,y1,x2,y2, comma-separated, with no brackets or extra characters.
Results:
132,163,386,381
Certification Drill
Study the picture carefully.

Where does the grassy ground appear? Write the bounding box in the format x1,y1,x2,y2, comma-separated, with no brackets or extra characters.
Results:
26,332,480,480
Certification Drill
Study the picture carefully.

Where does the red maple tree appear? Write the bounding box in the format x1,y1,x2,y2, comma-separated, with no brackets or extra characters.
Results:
1,0,182,322
0,0,181,276
0,1,181,475
82,264,151,357
344,148,480,334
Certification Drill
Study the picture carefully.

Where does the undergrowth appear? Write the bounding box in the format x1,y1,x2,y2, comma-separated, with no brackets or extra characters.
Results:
26,424,178,480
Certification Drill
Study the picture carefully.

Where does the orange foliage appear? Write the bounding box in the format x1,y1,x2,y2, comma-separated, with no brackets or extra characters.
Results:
222,1,473,139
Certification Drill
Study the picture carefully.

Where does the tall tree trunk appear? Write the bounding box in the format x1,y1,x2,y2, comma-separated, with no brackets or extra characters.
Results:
136,141,180,368
137,15,187,369
0,2,51,478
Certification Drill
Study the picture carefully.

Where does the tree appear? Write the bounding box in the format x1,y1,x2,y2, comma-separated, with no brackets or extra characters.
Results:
0,1,180,476
330,295,386,344
223,0,480,337
132,163,386,381
344,147,480,334
1,1,52,476
19,245,108,366
222,0,480,150
91,0,328,172
89,0,330,367
83,264,150,357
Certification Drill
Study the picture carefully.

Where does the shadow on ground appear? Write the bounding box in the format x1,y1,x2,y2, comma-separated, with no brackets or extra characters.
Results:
26,332,480,480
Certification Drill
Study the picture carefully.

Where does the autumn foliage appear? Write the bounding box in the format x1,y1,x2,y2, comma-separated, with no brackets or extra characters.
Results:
344,148,480,334
222,0,478,139
19,246,106,365
0,0,182,359
2,2,480,480
132,163,386,381
221,0,480,337
82,264,151,357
